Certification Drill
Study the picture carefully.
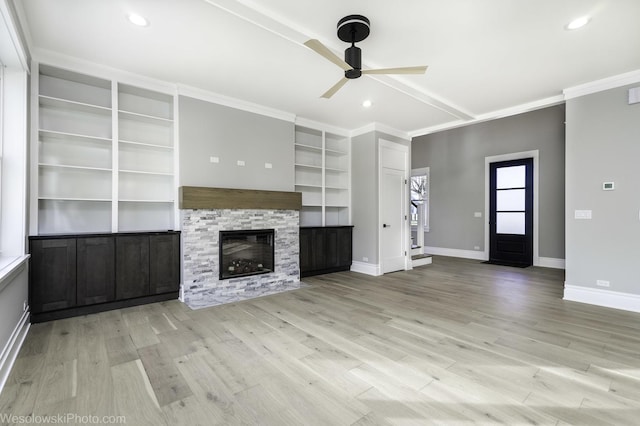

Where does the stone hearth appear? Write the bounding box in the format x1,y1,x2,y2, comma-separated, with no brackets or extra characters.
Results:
181,208,300,309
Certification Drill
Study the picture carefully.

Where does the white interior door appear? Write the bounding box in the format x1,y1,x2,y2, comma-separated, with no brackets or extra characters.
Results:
380,140,408,274
381,168,406,272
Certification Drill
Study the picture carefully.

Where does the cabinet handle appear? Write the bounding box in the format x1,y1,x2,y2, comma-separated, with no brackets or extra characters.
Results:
383,224,391,228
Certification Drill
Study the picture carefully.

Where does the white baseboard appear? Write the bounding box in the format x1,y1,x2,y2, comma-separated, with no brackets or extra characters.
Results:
422,247,565,269
351,261,382,276
423,246,486,261
537,257,565,269
412,257,433,267
0,309,30,394
564,284,640,313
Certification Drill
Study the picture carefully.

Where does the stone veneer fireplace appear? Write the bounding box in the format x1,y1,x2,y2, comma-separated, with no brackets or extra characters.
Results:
180,187,302,309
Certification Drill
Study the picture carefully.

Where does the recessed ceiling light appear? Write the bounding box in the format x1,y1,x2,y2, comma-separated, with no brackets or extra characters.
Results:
128,13,149,27
566,16,590,30
362,99,372,108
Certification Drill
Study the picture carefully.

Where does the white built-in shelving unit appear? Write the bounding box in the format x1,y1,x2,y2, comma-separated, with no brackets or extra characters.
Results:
117,83,174,232
31,63,176,234
294,125,350,226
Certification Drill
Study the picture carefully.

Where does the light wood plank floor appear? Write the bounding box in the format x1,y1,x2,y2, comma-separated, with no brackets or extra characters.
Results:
2,256,640,425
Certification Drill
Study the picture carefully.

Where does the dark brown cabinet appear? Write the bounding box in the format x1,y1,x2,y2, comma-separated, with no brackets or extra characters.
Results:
29,231,180,323
150,233,180,295
300,226,353,277
30,238,77,313
116,235,150,300
77,237,115,306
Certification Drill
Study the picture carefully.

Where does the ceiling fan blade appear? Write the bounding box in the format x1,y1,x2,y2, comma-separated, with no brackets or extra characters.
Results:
304,39,352,71
362,65,428,75
321,77,349,99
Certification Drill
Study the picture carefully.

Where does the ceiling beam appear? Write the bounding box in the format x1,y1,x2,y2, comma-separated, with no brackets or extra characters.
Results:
202,0,475,121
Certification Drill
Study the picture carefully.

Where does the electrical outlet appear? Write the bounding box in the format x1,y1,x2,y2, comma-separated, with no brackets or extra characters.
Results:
474,246,480,250
265,163,273,169
363,257,369,262
596,280,610,288
209,156,219,163
237,160,245,166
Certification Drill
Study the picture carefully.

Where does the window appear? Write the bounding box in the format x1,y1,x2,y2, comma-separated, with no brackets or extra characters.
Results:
495,165,526,234
0,0,30,278
0,64,29,266
410,168,429,231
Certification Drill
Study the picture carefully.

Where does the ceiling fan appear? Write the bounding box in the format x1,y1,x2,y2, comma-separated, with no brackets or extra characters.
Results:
304,15,428,99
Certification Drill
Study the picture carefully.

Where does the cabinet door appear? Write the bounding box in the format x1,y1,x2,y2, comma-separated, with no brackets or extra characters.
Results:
30,239,76,313
77,237,115,306
324,228,340,269
149,233,180,294
299,228,313,273
116,235,149,299
336,227,353,267
311,228,326,271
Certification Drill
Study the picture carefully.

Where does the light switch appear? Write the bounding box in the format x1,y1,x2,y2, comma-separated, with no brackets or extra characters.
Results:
574,210,592,219
265,163,273,169
237,160,245,166
474,212,482,218
209,156,219,163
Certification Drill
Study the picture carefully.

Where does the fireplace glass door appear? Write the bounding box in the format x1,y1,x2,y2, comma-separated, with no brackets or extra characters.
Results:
219,229,275,280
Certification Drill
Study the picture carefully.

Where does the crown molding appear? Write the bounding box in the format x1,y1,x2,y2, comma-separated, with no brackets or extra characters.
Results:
33,48,177,94
294,117,350,136
563,69,640,100
178,84,295,123
33,48,297,123
350,123,377,138
409,94,564,138
350,122,410,141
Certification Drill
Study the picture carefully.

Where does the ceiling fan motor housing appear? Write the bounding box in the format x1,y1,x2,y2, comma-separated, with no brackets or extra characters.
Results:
344,46,362,78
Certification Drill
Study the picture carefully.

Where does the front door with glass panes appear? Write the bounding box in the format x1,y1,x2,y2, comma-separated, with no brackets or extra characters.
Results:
489,158,533,267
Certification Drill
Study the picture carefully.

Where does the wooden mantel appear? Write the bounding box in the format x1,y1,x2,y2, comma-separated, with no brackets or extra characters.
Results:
179,186,302,210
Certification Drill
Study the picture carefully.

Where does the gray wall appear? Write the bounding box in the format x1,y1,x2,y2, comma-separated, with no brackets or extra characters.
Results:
565,84,640,293
179,96,295,192
351,131,378,264
351,130,411,266
412,105,565,259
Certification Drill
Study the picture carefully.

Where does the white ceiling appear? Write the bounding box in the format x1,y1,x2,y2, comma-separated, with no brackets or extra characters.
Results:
15,0,640,135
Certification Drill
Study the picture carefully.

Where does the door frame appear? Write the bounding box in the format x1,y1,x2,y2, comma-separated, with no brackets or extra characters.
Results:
378,139,410,272
484,150,539,266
